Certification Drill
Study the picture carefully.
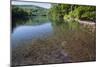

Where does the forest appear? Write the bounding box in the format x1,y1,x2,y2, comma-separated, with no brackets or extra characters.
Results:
12,5,48,19
48,4,96,22
12,4,96,23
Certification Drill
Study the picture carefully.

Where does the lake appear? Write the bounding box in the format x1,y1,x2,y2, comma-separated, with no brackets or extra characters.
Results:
11,16,96,66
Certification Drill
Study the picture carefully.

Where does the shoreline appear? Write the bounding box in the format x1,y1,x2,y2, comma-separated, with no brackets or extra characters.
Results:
78,20,96,26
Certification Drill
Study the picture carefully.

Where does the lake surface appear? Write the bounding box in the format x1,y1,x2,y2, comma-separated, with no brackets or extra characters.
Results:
12,16,96,65
12,16,53,47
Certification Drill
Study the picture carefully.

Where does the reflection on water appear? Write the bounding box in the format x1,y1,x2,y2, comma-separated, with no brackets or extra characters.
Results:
12,22,53,48
12,16,96,66
12,16,53,47
12,16,49,31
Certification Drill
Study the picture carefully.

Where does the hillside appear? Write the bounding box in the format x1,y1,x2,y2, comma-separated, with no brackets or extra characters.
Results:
12,5,48,16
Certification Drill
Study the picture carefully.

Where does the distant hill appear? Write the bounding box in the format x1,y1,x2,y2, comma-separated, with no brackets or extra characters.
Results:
13,5,48,9
12,5,48,16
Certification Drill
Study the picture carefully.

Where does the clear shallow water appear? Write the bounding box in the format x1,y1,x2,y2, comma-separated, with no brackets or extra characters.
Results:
12,16,53,47
12,16,96,65
12,22,53,48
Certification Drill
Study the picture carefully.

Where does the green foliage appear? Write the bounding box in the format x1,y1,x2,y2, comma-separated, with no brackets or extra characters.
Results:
48,4,72,22
12,5,48,19
12,6,30,18
49,4,96,22
12,5,49,30
64,6,96,21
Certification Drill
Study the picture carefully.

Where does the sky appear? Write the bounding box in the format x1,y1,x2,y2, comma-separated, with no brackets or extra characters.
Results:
12,1,51,9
